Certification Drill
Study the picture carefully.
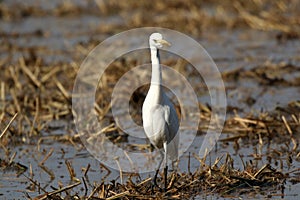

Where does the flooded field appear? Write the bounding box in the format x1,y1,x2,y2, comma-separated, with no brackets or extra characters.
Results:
0,0,300,199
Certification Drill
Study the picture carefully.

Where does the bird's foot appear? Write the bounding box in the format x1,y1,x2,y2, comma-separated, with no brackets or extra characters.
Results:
151,166,169,192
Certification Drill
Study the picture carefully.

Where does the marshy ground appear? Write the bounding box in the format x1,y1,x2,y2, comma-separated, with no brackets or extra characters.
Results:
0,0,300,199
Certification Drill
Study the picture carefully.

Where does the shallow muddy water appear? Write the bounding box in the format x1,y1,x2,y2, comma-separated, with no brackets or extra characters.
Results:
0,0,300,199
1,133,299,199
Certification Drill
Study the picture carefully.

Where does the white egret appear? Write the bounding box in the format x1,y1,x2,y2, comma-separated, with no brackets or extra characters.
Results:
142,33,179,191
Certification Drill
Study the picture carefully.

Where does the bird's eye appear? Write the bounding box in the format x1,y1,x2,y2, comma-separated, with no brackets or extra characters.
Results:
153,39,158,43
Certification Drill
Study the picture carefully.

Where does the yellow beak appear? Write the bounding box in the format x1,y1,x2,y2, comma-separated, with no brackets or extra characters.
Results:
159,39,171,46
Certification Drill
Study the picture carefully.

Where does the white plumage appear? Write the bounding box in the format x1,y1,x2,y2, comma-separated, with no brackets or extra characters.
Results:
142,33,179,190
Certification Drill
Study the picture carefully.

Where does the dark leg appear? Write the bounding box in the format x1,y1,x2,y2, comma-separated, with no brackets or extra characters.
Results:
153,168,160,188
152,151,164,191
163,142,168,192
164,165,168,192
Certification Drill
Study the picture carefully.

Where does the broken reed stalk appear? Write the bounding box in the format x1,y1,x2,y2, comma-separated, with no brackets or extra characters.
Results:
82,177,88,197
39,164,55,180
87,183,104,199
10,88,21,113
107,191,130,200
281,115,293,136
33,181,81,200
23,173,48,194
29,97,39,136
55,77,71,100
8,67,22,90
83,163,91,177
0,112,18,139
39,148,54,166
0,82,4,103
41,66,61,83
19,57,42,88
114,156,123,184
65,160,79,182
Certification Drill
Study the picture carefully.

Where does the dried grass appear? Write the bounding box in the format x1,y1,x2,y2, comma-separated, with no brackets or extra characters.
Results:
20,154,286,199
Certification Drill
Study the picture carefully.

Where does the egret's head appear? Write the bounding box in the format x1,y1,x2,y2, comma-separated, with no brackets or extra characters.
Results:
149,33,171,49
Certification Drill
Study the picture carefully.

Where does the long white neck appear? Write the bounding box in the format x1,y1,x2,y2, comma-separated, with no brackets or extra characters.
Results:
150,47,162,87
